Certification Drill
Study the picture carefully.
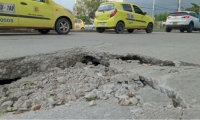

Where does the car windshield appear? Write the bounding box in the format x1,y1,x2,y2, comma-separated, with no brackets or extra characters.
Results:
170,12,189,16
97,4,114,12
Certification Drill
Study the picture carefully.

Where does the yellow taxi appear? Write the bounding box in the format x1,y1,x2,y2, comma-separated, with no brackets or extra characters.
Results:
0,0,75,34
74,18,85,30
94,2,154,34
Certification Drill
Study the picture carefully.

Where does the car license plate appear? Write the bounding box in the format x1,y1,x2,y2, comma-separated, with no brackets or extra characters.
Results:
173,22,178,25
99,23,105,27
0,3,15,13
76,25,79,28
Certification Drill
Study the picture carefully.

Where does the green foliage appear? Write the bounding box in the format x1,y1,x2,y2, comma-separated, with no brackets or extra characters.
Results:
185,3,199,14
77,14,90,23
154,12,170,21
74,0,107,22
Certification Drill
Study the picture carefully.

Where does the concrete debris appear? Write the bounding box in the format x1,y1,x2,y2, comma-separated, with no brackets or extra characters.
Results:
89,100,96,106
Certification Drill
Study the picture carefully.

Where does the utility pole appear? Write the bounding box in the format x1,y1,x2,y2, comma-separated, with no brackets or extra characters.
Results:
178,0,181,11
152,0,155,19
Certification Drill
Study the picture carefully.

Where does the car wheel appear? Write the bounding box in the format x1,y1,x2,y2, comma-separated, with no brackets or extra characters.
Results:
180,29,184,33
187,22,193,33
38,29,50,34
115,22,124,34
145,23,153,33
96,28,105,33
127,29,134,33
81,27,85,30
55,18,71,34
165,27,172,32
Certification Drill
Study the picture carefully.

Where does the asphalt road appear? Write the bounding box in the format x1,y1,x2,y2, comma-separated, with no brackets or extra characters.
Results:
0,31,200,64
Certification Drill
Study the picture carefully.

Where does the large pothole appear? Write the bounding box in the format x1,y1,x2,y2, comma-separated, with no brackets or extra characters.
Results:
0,47,199,116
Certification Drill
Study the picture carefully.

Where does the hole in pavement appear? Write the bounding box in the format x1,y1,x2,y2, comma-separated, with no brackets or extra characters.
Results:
118,55,175,66
82,56,101,66
119,55,141,63
0,77,21,85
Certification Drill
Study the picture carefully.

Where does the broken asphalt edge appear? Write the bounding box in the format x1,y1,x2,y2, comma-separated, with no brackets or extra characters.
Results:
0,47,199,81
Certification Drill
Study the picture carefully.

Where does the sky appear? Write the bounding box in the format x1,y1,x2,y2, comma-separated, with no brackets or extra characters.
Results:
53,0,200,15
126,0,200,15
53,0,75,11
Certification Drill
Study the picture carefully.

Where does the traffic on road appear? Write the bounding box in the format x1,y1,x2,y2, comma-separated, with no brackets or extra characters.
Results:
0,0,199,34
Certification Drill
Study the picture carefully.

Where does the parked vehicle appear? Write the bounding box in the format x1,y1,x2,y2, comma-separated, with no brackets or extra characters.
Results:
0,0,75,34
84,23,95,30
94,2,154,34
165,11,200,33
74,18,85,30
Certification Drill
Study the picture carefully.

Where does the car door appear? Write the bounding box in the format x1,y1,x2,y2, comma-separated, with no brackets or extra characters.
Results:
120,4,134,28
132,5,146,27
17,0,52,27
192,12,200,29
0,0,18,26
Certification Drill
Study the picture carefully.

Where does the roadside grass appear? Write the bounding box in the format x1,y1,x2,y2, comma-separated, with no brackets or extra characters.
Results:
0,110,5,115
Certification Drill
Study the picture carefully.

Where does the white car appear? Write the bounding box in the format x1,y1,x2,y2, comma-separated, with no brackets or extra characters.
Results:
84,23,95,30
165,11,200,33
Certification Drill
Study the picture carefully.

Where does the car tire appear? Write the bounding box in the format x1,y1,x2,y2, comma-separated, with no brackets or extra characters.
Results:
96,28,105,33
180,29,184,33
187,22,193,33
145,23,153,33
38,29,50,34
81,27,85,30
55,18,71,34
127,29,134,33
165,27,172,32
115,22,124,34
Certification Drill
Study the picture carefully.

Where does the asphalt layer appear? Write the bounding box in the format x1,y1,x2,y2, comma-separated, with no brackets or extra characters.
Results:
0,31,200,64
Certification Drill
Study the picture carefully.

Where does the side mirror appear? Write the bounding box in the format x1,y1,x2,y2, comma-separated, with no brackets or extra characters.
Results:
143,12,147,15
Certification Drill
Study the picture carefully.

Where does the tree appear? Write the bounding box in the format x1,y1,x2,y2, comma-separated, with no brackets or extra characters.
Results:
154,12,170,21
74,0,106,22
77,14,90,23
185,3,199,14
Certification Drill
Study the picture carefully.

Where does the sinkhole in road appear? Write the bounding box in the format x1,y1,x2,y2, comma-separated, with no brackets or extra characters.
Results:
0,47,198,114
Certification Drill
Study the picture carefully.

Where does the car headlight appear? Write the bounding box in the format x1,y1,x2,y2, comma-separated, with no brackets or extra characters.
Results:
64,8,73,15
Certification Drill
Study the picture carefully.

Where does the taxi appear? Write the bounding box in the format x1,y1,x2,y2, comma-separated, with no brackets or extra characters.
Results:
0,0,75,34
74,18,85,30
94,2,154,34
